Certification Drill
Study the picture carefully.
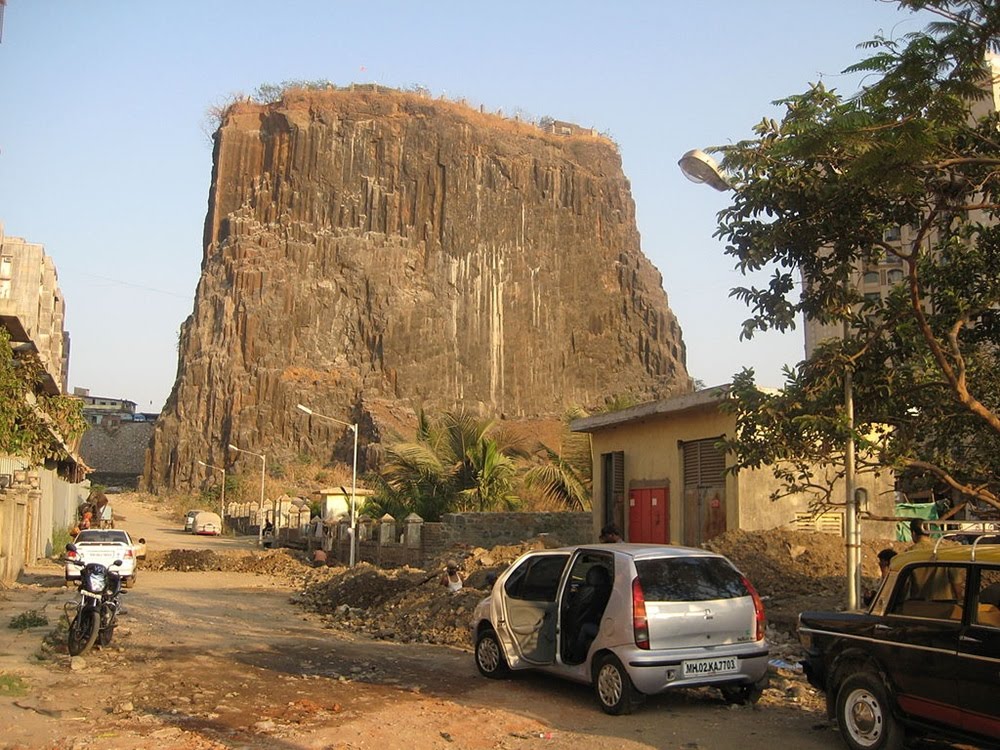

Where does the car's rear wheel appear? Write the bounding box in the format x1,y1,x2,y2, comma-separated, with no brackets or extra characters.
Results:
124,573,135,588
475,627,509,678
594,653,638,715
836,671,903,750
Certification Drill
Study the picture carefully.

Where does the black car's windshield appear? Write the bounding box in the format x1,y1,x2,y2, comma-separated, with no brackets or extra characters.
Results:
636,557,748,602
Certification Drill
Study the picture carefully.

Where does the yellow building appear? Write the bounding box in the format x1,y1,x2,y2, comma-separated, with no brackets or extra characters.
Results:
571,386,896,545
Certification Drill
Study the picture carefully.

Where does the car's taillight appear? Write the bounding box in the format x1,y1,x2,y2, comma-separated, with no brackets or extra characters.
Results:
741,575,766,642
125,549,134,559
632,576,649,650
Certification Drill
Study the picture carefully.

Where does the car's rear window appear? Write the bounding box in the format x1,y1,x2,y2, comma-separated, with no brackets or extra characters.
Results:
635,556,749,602
76,531,129,544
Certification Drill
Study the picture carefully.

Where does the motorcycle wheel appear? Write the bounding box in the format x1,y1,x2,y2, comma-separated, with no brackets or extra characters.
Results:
98,623,115,646
98,605,117,646
68,610,100,656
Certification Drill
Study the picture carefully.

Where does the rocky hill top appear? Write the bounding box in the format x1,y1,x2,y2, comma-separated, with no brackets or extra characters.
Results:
145,87,691,492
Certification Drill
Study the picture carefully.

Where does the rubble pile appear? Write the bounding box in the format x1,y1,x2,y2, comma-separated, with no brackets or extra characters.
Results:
143,548,309,576
142,529,902,647
297,537,565,647
705,528,909,626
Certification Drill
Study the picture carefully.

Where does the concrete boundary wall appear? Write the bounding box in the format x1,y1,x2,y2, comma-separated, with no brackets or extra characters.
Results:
0,458,88,583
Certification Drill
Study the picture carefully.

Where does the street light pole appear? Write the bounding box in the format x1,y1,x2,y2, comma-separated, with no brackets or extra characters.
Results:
296,404,358,566
843,316,861,610
228,444,266,547
679,149,862,609
197,460,226,533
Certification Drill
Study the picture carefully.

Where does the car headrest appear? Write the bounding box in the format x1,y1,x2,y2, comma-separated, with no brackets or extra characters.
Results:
585,565,611,587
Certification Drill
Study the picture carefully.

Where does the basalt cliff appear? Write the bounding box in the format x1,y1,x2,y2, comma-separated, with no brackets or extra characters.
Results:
144,87,690,491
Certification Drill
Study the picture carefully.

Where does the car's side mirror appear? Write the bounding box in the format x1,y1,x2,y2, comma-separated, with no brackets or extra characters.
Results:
66,543,77,553
113,559,123,567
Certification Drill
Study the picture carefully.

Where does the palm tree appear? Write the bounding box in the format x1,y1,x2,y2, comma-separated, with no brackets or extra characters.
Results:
370,409,527,520
524,408,592,510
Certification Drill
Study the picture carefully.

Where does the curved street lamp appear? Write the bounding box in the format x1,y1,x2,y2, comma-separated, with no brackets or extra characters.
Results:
296,404,358,567
228,443,266,547
197,460,226,533
678,148,861,610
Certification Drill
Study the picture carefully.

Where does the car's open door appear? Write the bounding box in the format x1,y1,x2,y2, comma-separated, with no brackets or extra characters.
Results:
498,552,569,666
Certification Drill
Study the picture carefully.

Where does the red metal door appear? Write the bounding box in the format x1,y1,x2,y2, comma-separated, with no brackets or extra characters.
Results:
628,486,669,544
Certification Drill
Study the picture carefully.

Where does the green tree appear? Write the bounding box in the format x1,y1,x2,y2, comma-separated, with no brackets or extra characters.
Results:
369,410,526,520
0,328,85,466
524,408,593,510
708,1,1000,512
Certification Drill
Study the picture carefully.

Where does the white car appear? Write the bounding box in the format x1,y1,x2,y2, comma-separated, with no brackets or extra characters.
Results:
64,529,138,587
184,509,205,532
472,543,769,714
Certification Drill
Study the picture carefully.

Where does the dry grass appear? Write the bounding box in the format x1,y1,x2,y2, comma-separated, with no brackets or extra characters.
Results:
219,84,616,151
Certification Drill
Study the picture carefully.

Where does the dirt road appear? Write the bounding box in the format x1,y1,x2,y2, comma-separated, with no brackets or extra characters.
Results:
0,496,847,750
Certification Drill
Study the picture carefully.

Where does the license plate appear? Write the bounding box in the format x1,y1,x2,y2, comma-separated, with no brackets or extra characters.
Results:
681,656,738,677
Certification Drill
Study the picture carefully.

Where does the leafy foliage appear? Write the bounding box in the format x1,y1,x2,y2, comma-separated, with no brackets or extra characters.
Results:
8,610,48,630
367,410,527,521
712,1,1000,512
524,408,593,510
0,328,85,466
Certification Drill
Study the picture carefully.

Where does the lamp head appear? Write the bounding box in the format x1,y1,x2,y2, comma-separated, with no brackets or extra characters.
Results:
296,404,314,415
678,149,731,192
227,444,238,452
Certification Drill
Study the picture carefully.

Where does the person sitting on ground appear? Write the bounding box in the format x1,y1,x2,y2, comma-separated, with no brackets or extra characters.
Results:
263,519,274,537
312,547,328,568
599,523,622,543
440,561,463,593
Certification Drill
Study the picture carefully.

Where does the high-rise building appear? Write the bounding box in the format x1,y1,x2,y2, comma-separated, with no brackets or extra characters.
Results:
0,224,70,394
803,54,1000,358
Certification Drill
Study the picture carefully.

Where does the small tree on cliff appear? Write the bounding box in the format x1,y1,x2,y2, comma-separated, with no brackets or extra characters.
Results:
0,328,85,466
709,1,1000,512
369,410,526,521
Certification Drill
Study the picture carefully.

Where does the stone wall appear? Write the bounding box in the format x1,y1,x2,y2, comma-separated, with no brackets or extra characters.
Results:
80,422,154,488
283,511,593,568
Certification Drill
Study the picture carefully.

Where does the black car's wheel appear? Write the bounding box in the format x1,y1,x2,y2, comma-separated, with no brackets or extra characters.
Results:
474,627,509,678
836,671,904,750
68,610,100,656
594,653,638,715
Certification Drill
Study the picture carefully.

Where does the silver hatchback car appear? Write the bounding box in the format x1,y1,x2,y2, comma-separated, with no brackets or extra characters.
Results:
472,543,769,714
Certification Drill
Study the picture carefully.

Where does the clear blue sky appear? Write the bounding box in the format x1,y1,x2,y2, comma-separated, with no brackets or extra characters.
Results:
0,1,927,411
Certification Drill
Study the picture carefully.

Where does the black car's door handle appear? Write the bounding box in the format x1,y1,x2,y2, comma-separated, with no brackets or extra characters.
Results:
874,624,892,632
960,634,983,644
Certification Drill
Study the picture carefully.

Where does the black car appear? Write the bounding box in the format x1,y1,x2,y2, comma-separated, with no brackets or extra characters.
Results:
798,541,1000,750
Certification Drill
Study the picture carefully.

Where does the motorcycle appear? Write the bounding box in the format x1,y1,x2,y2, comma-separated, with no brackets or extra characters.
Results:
64,544,125,656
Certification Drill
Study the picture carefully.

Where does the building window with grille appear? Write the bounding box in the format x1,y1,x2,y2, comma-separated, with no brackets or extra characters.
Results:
863,271,880,286
601,451,624,531
887,269,903,284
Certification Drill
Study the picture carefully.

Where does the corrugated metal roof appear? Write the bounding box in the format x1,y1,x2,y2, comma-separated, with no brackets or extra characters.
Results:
570,385,731,433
